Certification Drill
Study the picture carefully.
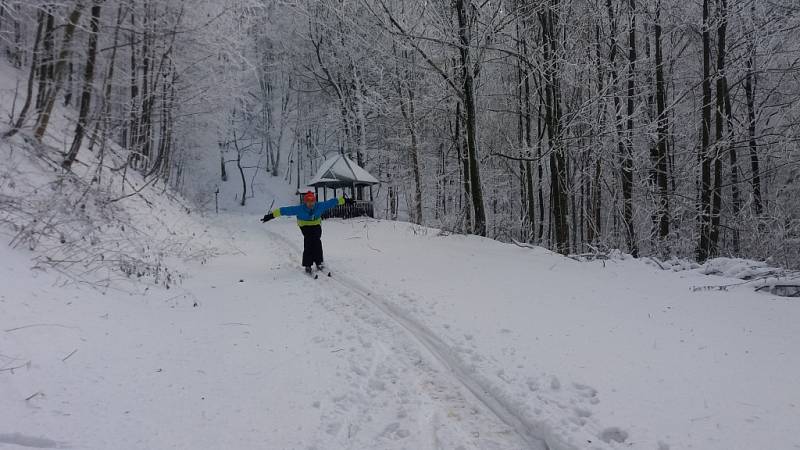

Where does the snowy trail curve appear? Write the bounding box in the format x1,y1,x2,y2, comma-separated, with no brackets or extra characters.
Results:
265,229,554,450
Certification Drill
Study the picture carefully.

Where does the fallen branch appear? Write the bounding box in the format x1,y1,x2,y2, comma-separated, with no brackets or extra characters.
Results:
0,361,30,373
62,349,78,362
5,323,80,333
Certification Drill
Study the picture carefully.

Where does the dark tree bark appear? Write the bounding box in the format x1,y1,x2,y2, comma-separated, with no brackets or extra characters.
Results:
221,154,228,181
623,0,638,257
137,3,153,167
714,0,739,253
63,1,102,170
745,60,762,217
589,22,605,245
4,9,44,139
11,2,21,67
708,0,726,256
744,3,762,217
455,100,471,231
521,32,536,239
698,0,714,262
539,1,570,253
606,0,627,249
34,1,85,142
89,2,125,154
35,6,55,111
124,6,138,151
652,0,670,245
63,61,74,107
455,0,487,236
394,47,423,224
232,130,247,207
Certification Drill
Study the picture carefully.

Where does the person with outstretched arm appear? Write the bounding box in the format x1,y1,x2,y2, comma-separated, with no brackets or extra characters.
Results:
261,192,353,274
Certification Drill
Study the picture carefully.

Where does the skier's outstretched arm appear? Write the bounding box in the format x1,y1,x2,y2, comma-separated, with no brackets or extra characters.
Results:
317,196,353,215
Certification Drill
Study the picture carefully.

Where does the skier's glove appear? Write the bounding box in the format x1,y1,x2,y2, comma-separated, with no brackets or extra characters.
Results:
261,213,274,223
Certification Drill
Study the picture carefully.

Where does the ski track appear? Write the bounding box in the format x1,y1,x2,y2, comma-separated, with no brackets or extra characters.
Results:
265,229,556,450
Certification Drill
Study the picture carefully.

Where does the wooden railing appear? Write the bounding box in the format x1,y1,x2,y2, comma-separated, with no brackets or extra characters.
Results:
323,201,374,219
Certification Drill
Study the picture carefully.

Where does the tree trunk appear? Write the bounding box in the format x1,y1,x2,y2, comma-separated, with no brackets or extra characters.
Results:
89,2,125,155
34,1,85,142
455,0,486,236
407,86,423,224
125,6,138,152
745,47,762,217
137,4,153,168
590,22,604,245
63,61,74,106
4,9,44,139
698,0,713,262
11,2,21,67
455,100,471,231
233,130,247,207
35,6,55,111
653,0,670,246
715,0,739,253
63,1,102,170
623,0,638,257
539,1,570,254
521,34,536,239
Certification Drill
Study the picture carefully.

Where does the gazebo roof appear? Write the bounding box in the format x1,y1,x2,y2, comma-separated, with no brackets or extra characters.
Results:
307,154,379,188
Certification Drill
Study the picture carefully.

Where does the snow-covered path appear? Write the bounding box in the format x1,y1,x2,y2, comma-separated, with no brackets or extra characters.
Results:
263,228,551,450
2,213,799,450
265,217,800,450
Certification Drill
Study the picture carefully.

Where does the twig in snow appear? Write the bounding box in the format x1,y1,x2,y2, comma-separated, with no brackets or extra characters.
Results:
5,323,80,333
0,361,30,373
62,349,78,362
648,256,667,270
25,391,41,401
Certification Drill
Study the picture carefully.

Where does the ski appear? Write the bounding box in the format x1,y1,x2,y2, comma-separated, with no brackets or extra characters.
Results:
316,265,332,278
300,266,331,279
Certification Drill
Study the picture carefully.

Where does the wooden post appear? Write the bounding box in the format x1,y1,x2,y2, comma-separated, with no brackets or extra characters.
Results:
214,187,219,214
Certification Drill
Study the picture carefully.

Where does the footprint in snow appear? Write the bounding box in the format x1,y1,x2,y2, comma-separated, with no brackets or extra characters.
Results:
599,427,629,444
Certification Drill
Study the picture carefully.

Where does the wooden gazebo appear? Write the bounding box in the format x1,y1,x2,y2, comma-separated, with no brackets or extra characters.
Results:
300,154,379,219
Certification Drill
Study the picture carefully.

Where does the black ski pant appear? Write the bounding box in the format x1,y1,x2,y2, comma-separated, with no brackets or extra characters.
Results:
300,224,323,268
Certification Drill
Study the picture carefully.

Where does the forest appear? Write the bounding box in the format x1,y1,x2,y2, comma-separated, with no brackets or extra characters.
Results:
1,0,799,266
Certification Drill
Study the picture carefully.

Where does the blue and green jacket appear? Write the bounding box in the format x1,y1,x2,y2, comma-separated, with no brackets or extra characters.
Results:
271,197,345,227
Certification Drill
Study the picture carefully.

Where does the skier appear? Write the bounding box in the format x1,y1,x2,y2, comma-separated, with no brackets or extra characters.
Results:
260,192,353,274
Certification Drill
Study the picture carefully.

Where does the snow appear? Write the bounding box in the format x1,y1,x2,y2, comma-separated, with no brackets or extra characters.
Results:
3,211,799,449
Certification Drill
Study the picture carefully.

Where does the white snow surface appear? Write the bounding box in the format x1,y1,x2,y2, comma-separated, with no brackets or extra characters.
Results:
2,212,800,450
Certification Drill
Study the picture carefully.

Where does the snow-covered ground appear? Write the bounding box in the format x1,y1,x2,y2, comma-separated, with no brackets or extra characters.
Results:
3,207,799,449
